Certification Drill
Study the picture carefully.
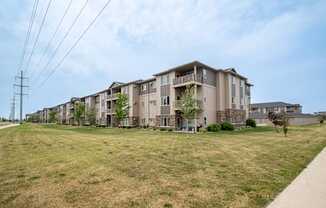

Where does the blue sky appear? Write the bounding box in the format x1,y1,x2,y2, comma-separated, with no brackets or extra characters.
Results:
0,0,326,118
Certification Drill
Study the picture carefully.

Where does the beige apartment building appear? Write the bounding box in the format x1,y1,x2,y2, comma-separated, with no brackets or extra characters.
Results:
30,61,252,130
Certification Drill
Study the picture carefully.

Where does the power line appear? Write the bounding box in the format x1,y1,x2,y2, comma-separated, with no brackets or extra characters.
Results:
38,0,113,87
16,0,39,74
24,0,53,74
33,0,89,84
30,0,73,80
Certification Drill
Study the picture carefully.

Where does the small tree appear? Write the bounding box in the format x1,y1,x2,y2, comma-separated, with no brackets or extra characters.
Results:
115,93,129,127
74,102,85,126
268,112,289,137
320,115,326,125
180,85,202,132
49,111,57,123
86,107,96,126
282,113,289,137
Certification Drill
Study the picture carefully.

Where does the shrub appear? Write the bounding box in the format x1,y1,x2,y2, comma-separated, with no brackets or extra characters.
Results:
246,119,257,128
207,124,221,132
199,128,207,133
221,122,235,131
321,120,324,124
160,128,167,131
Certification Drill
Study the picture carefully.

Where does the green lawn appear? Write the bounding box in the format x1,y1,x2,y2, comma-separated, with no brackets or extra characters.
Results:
0,124,325,208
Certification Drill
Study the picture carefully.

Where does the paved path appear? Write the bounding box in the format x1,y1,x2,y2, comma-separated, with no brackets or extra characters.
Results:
267,147,326,208
0,124,20,130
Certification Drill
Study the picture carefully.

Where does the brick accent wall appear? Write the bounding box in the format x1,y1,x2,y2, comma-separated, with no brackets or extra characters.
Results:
155,115,176,128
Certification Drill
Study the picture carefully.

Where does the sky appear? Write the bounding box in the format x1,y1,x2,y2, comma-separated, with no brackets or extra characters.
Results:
0,0,326,118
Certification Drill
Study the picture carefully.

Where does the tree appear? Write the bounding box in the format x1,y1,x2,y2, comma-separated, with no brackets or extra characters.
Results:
180,85,202,132
74,102,85,126
86,107,96,126
115,93,129,127
268,112,289,137
27,114,40,123
49,111,57,123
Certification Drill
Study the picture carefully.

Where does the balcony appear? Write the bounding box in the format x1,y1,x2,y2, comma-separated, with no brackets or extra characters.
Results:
107,93,119,100
174,100,203,110
107,108,116,114
173,73,203,86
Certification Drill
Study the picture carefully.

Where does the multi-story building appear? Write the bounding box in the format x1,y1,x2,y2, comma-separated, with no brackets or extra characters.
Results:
30,61,252,129
250,102,302,115
250,102,303,124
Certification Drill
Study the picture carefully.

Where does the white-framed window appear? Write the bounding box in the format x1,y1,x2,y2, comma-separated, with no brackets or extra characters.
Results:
232,97,235,104
142,84,147,92
161,74,170,86
160,117,170,127
203,69,207,80
161,96,170,106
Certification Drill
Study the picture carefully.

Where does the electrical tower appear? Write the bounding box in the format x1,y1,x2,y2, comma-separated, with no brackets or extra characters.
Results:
9,96,16,122
14,70,29,124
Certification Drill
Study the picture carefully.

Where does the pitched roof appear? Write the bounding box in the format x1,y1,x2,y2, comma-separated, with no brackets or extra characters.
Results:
251,102,301,108
153,61,222,76
152,60,249,80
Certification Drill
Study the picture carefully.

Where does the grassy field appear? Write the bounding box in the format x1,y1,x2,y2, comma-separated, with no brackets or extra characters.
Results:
0,124,325,208
0,122,11,127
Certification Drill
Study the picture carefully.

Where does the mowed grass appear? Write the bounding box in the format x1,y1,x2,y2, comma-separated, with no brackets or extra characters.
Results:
0,122,11,127
0,124,325,208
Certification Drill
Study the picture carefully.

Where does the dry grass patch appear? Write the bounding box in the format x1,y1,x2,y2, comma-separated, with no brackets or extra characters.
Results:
0,124,325,208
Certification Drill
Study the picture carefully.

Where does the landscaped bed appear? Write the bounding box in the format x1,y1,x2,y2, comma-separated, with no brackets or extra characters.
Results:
0,124,325,208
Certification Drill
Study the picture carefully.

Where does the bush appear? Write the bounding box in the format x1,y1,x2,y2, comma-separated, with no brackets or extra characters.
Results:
246,119,257,128
321,120,324,124
199,128,207,133
221,122,235,131
207,124,221,132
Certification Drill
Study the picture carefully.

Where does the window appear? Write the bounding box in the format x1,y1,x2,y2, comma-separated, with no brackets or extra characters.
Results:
161,96,170,106
160,117,170,127
142,84,147,92
203,69,207,80
161,74,170,86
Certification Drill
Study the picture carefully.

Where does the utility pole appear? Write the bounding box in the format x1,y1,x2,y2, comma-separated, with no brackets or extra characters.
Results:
14,70,29,124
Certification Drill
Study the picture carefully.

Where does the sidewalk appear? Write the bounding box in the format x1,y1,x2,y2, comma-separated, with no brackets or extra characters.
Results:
267,147,326,208
0,123,20,130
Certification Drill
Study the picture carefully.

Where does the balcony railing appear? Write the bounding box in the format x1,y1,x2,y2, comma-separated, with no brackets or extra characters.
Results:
107,108,116,114
174,100,203,110
107,93,119,100
173,73,203,86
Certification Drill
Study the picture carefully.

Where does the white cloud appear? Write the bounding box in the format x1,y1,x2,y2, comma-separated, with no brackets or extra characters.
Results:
7,0,326,80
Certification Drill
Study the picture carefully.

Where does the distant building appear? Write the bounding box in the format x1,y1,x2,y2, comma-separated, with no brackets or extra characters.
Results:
315,111,326,116
250,102,320,126
250,102,302,116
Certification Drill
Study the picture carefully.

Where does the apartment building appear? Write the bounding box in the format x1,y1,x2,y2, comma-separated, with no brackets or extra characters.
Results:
250,102,303,124
250,102,302,115
30,61,252,130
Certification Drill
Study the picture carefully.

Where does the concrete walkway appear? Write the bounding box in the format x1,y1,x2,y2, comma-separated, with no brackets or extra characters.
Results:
0,123,20,130
267,147,326,208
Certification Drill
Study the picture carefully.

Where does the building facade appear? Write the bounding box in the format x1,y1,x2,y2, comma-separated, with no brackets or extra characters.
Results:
29,61,252,129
